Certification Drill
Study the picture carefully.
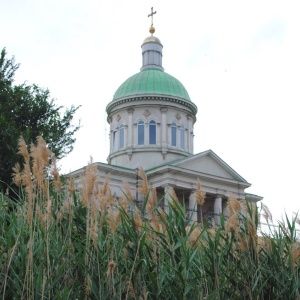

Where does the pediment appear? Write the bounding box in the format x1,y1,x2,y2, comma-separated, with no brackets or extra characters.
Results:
173,150,248,183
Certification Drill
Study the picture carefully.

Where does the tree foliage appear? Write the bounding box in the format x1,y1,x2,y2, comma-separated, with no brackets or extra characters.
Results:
0,48,80,192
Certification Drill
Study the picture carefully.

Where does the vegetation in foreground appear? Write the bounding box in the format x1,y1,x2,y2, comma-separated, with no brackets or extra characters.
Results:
0,137,300,299
0,48,80,193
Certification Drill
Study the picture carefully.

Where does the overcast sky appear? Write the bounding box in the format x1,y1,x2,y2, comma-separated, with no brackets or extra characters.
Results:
1,0,300,222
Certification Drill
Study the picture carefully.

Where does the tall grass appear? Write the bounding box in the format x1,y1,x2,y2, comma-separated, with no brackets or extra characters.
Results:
0,137,299,299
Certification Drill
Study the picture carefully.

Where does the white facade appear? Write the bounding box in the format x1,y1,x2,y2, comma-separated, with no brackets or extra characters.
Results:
72,29,262,225
107,100,196,169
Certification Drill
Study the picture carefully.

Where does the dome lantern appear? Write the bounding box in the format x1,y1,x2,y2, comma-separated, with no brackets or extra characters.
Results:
141,7,164,71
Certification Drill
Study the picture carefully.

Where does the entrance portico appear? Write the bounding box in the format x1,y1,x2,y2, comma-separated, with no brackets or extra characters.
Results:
144,149,261,225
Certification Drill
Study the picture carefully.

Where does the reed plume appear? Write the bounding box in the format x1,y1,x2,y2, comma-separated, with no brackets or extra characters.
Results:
261,203,273,224
227,195,241,216
119,182,134,212
15,138,34,205
290,242,300,268
80,157,98,208
133,208,142,231
30,136,50,191
50,155,62,192
147,187,157,213
168,186,178,208
187,225,202,247
106,260,116,277
138,167,150,198
195,178,205,206
12,162,21,186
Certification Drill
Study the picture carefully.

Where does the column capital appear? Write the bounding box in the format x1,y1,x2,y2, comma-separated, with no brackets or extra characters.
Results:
160,107,168,113
161,184,175,189
161,184,170,189
127,108,134,114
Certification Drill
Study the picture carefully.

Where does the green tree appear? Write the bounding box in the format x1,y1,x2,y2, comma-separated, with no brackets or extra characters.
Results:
0,48,80,192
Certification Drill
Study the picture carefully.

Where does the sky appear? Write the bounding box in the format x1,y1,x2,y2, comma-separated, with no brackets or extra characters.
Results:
1,0,300,223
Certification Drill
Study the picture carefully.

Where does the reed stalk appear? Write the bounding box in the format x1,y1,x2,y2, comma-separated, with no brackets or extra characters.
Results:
0,137,299,299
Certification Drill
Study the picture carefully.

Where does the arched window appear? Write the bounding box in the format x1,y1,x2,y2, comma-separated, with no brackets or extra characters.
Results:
138,120,144,145
149,120,156,144
171,122,177,146
180,125,185,149
119,124,124,149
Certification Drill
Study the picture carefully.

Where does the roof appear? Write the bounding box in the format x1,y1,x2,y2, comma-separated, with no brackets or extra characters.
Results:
143,35,162,44
112,68,191,102
146,149,250,185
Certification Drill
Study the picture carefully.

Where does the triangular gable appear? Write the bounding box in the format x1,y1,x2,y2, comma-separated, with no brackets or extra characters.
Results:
172,150,248,183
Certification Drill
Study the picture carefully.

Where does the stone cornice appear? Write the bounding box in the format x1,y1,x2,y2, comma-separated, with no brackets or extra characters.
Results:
146,165,251,189
106,95,198,118
108,147,190,161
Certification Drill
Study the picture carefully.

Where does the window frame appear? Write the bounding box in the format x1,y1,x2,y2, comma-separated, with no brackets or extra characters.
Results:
171,122,177,147
119,123,125,149
180,125,185,149
149,120,156,145
138,120,145,145
112,130,117,151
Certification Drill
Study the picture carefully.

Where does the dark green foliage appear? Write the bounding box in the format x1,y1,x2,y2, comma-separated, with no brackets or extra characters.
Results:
0,48,80,192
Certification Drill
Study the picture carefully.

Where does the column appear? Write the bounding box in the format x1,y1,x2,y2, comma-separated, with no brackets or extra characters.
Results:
189,191,198,223
127,108,134,148
176,124,180,149
214,195,222,226
108,117,113,154
110,130,113,153
163,185,172,215
187,115,192,153
161,108,167,148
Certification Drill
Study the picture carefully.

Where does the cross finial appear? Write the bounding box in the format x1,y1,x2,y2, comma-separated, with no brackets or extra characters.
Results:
148,7,156,28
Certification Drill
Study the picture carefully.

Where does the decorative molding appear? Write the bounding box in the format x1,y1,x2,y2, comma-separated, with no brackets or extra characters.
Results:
106,95,198,117
176,113,181,120
127,151,133,161
143,109,151,117
116,114,121,122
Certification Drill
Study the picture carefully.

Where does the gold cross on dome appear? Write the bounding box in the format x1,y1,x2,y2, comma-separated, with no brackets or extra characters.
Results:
148,7,157,27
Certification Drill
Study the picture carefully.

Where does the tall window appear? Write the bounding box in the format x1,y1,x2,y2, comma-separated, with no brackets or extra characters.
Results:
180,125,185,149
149,120,156,144
138,120,144,145
119,124,124,149
171,122,177,146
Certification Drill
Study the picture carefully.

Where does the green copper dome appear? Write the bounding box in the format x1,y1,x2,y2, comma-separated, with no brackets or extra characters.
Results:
112,68,191,102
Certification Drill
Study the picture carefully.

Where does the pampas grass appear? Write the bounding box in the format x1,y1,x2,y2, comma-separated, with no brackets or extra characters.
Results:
1,137,299,299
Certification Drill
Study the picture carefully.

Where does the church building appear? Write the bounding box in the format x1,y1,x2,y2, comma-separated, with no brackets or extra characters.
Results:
72,10,262,224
